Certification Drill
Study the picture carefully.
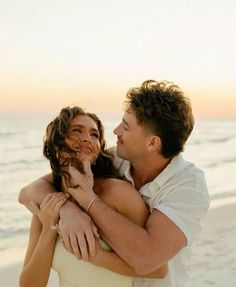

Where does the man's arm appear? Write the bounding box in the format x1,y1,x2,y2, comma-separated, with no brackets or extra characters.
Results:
90,241,167,278
18,174,54,211
68,164,186,275
88,200,186,275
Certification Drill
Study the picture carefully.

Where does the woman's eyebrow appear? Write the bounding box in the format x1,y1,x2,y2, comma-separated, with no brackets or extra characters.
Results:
71,124,99,133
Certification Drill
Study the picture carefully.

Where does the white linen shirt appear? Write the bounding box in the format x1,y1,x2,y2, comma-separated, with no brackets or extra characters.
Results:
111,148,210,287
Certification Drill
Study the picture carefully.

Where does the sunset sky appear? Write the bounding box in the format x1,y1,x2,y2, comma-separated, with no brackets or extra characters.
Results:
0,0,235,118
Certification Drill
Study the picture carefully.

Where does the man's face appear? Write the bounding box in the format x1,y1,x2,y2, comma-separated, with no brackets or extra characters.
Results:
113,109,150,162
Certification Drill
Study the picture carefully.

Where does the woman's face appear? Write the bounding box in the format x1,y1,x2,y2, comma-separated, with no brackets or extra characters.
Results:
65,114,101,163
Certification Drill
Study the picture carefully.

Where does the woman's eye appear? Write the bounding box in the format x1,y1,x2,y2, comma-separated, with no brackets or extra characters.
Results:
91,133,99,139
72,128,81,133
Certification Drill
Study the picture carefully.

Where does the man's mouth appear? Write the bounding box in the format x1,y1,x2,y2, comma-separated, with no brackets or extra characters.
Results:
117,137,123,144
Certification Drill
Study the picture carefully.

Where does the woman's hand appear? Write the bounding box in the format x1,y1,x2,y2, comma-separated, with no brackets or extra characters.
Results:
57,203,100,260
69,159,94,191
30,193,67,228
66,161,97,210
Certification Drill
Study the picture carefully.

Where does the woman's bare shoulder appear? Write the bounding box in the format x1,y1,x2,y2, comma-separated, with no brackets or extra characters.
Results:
95,177,138,197
95,177,149,227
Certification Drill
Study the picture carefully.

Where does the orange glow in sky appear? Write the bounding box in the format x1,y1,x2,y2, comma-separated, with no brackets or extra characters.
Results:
0,0,235,118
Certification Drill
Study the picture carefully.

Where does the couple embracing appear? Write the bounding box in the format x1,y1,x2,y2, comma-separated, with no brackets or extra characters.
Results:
19,80,209,287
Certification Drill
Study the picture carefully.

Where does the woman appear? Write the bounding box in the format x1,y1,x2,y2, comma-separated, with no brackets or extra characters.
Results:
19,106,167,287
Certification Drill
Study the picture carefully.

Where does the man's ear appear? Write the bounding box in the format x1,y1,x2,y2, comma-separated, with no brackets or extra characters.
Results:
146,135,161,151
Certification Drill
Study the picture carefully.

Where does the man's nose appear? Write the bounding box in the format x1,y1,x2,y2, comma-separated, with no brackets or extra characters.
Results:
113,123,121,135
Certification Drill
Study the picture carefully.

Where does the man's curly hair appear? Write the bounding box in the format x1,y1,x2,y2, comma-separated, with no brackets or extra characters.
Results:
125,80,194,158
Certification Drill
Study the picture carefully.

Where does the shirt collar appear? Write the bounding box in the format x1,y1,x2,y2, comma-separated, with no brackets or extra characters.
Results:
123,154,186,198
123,161,135,185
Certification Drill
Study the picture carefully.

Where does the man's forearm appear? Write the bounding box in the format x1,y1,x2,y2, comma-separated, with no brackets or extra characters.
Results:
88,198,153,274
19,175,56,210
88,198,185,275
91,249,167,278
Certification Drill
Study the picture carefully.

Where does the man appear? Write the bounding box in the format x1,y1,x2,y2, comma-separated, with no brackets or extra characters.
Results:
19,80,209,287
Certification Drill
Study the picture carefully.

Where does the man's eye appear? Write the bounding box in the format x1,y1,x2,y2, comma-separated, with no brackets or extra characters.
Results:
121,122,128,131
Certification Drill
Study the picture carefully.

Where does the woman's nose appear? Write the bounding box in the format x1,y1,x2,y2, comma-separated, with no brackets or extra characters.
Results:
80,132,92,142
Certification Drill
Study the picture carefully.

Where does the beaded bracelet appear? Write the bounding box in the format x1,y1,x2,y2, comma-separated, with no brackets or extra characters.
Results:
86,195,98,213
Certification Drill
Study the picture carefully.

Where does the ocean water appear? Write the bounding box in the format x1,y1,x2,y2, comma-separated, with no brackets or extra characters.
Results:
0,115,236,251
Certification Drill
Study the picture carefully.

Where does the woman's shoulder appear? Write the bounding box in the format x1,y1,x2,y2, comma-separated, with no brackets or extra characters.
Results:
95,177,136,196
96,177,148,226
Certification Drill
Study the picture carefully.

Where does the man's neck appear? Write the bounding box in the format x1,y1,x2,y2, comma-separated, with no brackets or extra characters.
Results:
130,155,171,190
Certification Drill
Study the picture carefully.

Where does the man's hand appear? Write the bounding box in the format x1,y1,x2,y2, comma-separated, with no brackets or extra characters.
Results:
57,201,100,261
88,239,105,265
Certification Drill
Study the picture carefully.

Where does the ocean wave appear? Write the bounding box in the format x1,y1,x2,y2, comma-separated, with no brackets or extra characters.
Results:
204,157,236,168
0,227,28,237
0,159,44,167
0,132,18,137
0,233,28,250
13,144,42,151
210,189,236,201
190,135,236,146
0,159,47,174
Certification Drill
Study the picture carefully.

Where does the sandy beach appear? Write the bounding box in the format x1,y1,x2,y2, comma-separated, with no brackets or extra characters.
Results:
188,199,236,286
1,200,236,287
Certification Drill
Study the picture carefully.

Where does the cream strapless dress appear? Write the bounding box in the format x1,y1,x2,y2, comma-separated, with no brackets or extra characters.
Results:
52,237,133,287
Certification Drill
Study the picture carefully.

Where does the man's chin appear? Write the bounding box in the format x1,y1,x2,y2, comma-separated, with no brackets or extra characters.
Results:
116,149,127,160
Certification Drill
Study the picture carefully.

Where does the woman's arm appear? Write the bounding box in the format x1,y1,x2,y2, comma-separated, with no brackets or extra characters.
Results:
19,193,67,287
18,174,99,259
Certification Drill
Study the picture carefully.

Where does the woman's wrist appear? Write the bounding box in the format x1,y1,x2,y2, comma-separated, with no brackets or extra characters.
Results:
86,195,99,213
41,225,58,238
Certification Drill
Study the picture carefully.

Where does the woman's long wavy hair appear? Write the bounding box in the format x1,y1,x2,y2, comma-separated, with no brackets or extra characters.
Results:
43,106,120,191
